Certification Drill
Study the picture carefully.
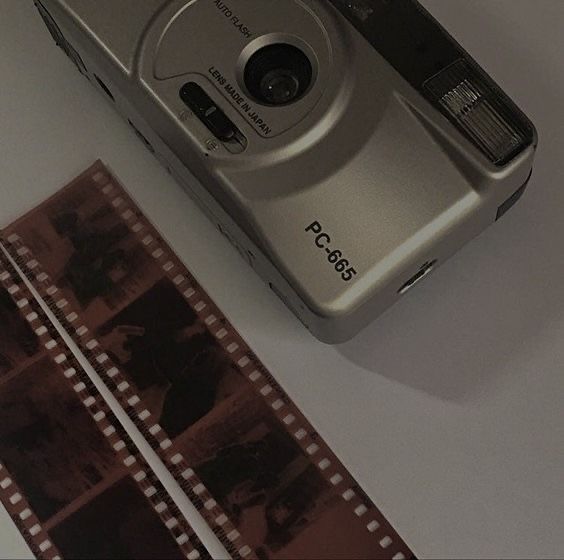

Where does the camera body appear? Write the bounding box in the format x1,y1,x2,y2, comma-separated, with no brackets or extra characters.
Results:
34,0,537,343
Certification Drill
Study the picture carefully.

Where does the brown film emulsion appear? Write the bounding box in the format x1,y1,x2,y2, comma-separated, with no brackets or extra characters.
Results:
1,161,415,560
0,257,210,559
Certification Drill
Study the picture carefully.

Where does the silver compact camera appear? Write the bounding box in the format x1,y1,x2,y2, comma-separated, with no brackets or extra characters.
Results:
34,0,537,343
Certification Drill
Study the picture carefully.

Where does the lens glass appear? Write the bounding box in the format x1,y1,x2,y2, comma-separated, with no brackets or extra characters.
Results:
260,69,300,105
244,44,313,106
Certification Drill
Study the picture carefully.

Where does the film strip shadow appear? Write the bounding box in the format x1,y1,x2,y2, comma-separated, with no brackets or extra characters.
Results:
0,254,211,560
1,161,414,560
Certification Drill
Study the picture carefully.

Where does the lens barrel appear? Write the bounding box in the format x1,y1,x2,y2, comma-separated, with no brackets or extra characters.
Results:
244,44,313,106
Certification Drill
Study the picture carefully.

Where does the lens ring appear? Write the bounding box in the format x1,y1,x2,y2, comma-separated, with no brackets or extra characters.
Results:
244,43,313,106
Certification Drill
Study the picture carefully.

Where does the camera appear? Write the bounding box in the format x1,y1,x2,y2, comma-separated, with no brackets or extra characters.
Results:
34,0,537,343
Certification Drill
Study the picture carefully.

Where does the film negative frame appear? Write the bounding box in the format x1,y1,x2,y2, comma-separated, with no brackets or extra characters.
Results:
1,161,414,560
0,253,211,560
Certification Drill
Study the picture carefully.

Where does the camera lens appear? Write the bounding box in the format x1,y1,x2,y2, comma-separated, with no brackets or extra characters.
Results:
260,69,300,105
244,43,313,106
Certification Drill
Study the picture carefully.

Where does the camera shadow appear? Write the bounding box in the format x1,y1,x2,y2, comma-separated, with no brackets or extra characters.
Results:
338,0,564,402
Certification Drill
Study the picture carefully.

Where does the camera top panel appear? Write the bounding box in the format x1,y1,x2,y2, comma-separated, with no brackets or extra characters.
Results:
59,0,164,73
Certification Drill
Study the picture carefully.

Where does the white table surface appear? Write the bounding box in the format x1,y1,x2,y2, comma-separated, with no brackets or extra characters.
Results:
1,1,563,558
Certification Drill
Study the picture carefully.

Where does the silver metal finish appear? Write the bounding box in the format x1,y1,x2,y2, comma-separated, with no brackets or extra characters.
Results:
35,0,537,342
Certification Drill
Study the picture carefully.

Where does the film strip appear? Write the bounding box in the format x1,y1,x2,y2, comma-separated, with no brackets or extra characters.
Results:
0,254,210,560
1,161,414,560
0,462,61,560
